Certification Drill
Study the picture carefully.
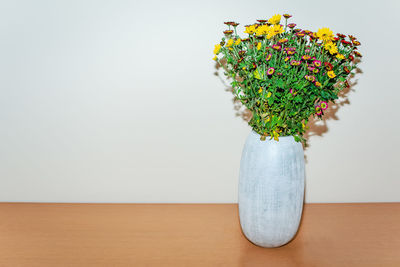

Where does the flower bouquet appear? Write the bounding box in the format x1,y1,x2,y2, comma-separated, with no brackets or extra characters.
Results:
214,14,361,144
214,14,362,247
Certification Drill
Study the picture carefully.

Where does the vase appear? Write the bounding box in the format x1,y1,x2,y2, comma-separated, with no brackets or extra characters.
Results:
238,131,305,247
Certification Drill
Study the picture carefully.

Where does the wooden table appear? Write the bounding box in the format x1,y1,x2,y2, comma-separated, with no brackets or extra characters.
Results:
0,203,399,267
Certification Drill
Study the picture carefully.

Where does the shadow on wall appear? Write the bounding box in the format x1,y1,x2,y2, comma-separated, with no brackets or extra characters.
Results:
214,59,363,152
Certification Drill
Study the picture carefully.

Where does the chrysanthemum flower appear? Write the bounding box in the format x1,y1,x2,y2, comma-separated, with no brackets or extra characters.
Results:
348,55,354,61
302,55,311,60
327,70,336,78
284,56,290,62
234,38,241,45
313,68,320,74
344,66,350,74
308,66,315,72
324,41,338,54
256,24,270,36
352,40,361,46
244,24,257,34
267,67,275,75
214,44,221,55
290,60,301,66
354,51,362,57
296,31,306,37
316,27,334,42
309,32,318,40
226,39,234,47
337,33,346,38
267,91,272,98
268,14,281,25
305,75,316,82
324,62,333,71
341,40,352,46
223,30,233,35
315,81,322,87
279,38,288,44
287,23,296,28
293,28,302,33
313,60,322,67
348,35,356,40
257,19,267,23
258,87,263,93
265,53,272,61
315,106,322,116
283,14,292,19
213,55,217,61
267,24,284,39
272,44,282,50
257,42,262,50
320,101,328,110
336,53,345,60
224,22,234,26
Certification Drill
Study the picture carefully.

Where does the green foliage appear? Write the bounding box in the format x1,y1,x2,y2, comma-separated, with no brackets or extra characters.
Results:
214,16,362,144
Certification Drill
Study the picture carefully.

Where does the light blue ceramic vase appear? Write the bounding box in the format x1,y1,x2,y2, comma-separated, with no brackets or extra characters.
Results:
238,131,305,247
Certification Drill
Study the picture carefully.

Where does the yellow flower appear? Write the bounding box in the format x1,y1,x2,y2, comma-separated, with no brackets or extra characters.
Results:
268,14,281,25
242,66,246,70
212,56,217,61
273,130,280,141
226,39,234,47
256,24,270,36
324,41,338,55
213,44,221,55
266,91,272,98
257,42,262,50
316,27,334,42
234,38,241,45
267,24,284,39
302,122,306,129
254,68,263,80
327,70,336,78
244,24,257,34
258,87,263,93
336,53,345,60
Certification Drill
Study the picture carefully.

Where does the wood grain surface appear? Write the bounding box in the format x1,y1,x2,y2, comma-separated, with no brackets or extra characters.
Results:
0,203,399,267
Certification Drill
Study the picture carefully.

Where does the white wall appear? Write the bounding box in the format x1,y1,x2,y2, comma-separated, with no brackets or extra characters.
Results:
0,0,399,203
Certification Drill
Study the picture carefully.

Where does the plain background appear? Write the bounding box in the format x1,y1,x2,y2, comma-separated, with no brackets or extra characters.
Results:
0,0,399,203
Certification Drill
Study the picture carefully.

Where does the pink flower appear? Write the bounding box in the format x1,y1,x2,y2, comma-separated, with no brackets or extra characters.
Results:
313,60,322,67
272,44,281,51
315,106,322,116
320,101,328,110
267,67,275,75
